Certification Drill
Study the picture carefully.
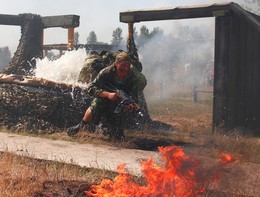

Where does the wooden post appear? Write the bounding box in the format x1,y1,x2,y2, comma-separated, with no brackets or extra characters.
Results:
42,29,45,57
128,23,134,40
44,50,48,57
68,27,74,49
213,16,230,132
127,22,139,61
41,29,44,49
59,50,63,57
192,85,198,102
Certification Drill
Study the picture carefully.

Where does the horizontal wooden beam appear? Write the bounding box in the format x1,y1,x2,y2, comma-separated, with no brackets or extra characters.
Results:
42,15,80,28
43,44,126,51
43,44,68,50
0,14,80,28
0,14,20,26
120,3,233,23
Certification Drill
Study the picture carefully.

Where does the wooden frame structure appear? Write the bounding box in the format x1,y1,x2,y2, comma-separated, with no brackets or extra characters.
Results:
120,2,260,134
0,14,80,54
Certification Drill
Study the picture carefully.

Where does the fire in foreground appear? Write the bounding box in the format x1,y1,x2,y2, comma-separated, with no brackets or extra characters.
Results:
86,146,234,197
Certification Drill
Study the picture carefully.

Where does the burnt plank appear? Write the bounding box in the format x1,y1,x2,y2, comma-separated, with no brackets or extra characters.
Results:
0,14,80,28
228,15,240,128
213,16,230,130
0,14,20,26
41,15,80,28
120,3,232,23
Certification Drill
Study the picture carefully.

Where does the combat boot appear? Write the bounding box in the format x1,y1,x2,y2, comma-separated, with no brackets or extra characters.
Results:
67,120,87,136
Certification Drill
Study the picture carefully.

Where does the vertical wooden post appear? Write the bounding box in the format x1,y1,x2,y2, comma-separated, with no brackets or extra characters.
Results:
192,85,198,102
41,28,44,47
213,16,230,132
59,50,63,57
44,50,48,57
128,23,134,40
68,27,74,49
127,22,139,61
42,28,45,57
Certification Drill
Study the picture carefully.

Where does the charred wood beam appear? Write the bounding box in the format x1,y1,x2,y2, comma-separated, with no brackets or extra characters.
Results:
43,44,126,51
120,3,233,23
0,74,87,92
42,15,80,28
0,14,20,26
0,14,79,28
43,44,68,50
230,3,260,32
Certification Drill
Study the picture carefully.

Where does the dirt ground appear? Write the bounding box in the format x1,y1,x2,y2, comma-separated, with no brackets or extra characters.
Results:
33,180,91,197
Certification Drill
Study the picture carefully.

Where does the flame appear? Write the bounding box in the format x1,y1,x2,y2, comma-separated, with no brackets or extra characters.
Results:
86,146,234,197
219,153,234,164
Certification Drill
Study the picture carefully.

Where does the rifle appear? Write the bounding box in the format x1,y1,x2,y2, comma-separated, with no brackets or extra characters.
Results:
104,83,140,114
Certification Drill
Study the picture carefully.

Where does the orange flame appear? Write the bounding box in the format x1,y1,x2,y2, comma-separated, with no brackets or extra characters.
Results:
219,153,234,164
86,146,234,197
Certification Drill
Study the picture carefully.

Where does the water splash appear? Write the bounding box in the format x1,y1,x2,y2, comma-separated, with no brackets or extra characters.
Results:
34,48,87,85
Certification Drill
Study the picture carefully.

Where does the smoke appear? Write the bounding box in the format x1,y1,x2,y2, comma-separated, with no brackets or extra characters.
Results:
33,18,215,102
138,19,215,100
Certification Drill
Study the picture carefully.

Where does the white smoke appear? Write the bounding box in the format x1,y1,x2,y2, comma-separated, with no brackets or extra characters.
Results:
138,19,215,100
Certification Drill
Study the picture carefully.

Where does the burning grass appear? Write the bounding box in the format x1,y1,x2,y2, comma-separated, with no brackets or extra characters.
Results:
85,146,235,197
204,131,260,163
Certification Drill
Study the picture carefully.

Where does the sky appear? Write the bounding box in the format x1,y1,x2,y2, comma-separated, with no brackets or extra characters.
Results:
0,0,256,55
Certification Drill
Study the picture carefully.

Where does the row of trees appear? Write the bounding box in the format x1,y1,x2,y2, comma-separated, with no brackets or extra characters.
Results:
74,25,162,47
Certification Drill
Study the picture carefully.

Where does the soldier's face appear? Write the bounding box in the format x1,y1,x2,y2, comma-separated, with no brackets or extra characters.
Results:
116,61,131,79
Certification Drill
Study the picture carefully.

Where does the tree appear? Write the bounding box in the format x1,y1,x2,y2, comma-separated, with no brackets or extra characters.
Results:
0,46,11,69
137,25,150,47
150,27,164,38
111,27,123,45
133,27,138,40
87,31,97,44
136,26,163,47
140,25,150,37
96,41,109,45
74,31,79,45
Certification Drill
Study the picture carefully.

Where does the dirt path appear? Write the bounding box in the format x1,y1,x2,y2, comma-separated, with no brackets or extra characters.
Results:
0,132,160,175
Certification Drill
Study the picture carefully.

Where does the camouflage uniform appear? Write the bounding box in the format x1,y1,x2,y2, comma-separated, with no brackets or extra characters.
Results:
78,52,111,84
87,63,147,138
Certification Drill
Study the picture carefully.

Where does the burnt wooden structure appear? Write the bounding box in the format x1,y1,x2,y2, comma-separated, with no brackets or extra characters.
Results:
0,14,79,51
43,44,126,54
120,2,260,134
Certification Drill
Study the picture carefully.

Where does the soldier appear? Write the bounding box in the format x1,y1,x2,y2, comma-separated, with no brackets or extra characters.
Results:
67,52,147,140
